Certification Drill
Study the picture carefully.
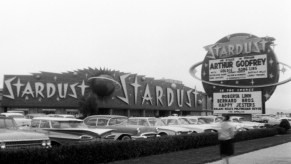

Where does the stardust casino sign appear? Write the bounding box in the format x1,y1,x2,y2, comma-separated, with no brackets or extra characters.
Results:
201,33,279,114
2,70,204,111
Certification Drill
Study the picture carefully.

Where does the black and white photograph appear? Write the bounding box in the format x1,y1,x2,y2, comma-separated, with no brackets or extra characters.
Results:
0,0,290,163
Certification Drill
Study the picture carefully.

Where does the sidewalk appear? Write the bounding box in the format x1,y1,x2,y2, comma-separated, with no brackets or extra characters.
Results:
109,134,291,164
208,142,291,164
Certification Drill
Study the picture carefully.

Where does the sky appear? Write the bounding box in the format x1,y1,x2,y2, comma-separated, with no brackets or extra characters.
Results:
0,0,291,114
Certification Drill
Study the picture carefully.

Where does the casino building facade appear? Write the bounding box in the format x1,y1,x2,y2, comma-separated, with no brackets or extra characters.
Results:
1,68,213,117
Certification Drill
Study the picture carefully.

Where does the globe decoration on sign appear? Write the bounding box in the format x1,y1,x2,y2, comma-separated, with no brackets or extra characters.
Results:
88,74,121,99
189,33,291,114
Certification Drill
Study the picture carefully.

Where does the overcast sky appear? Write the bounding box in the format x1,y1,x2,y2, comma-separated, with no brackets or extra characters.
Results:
0,0,290,114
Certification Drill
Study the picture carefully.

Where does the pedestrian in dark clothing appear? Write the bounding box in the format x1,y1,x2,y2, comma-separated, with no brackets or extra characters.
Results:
218,115,236,164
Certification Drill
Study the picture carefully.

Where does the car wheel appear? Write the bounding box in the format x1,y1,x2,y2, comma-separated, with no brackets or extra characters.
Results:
237,128,248,131
159,132,168,136
120,135,131,141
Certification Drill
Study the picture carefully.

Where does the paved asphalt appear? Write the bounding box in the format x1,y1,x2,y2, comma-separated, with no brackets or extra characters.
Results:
109,142,291,164
208,142,291,164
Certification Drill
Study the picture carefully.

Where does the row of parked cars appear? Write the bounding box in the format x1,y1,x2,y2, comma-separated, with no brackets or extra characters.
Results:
0,112,267,150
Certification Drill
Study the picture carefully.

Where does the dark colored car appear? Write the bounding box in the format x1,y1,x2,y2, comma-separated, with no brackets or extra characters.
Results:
0,116,51,149
84,115,159,140
29,117,114,146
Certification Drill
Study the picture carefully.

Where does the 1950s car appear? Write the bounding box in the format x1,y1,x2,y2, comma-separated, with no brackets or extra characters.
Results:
160,116,217,133
84,115,159,140
29,117,114,146
229,116,266,130
0,112,32,128
0,116,51,149
128,117,192,136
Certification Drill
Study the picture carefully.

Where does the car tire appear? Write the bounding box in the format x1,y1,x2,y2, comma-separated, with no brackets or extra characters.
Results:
159,132,168,136
120,135,131,141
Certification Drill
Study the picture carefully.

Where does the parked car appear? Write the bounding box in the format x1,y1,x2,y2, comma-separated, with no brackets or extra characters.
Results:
0,116,51,149
268,117,291,126
252,114,276,123
47,114,76,118
230,116,266,130
0,112,31,128
128,117,192,136
160,116,214,133
84,115,159,140
25,113,47,119
29,117,115,146
179,116,222,132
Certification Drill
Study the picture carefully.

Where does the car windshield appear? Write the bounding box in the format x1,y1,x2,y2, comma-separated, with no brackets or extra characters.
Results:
9,115,25,118
232,118,243,123
148,118,165,126
51,121,86,128
178,118,191,125
108,118,128,125
0,118,17,129
199,118,214,124
187,118,198,124
128,119,150,126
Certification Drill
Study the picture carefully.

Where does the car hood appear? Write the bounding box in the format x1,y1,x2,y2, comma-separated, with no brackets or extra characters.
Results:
0,129,48,141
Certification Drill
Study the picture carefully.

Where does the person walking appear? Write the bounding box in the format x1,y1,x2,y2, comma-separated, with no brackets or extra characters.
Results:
218,115,236,164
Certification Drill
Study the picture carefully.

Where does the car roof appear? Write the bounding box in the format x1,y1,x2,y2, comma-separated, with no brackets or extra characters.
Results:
129,117,156,119
85,115,128,119
1,113,24,116
32,117,82,121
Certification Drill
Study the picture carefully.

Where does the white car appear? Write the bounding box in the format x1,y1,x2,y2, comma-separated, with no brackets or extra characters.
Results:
0,112,31,128
160,116,215,133
230,116,265,130
179,116,222,132
128,117,192,136
268,117,291,126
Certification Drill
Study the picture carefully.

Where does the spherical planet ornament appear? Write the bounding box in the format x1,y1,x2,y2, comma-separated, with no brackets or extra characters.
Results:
88,74,121,98
189,33,285,102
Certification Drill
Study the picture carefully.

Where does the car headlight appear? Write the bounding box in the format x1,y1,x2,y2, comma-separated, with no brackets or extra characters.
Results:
42,140,46,146
176,131,181,135
137,128,141,133
0,142,6,149
46,140,51,147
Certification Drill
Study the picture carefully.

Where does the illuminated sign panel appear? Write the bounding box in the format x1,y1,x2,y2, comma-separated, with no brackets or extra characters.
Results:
213,91,262,114
209,54,267,81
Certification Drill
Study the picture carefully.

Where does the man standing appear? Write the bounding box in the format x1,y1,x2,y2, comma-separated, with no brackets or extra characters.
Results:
218,115,236,164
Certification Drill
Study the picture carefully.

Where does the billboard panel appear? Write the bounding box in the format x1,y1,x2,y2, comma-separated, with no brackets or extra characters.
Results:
209,54,267,81
213,91,262,114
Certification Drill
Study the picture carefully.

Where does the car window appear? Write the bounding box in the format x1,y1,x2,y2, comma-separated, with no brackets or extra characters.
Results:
150,119,165,126
128,119,138,125
0,118,16,129
86,118,97,126
232,118,239,122
31,120,40,128
138,119,149,126
97,119,108,126
179,118,190,125
215,117,223,123
51,121,61,128
40,120,50,128
109,118,127,125
167,119,178,125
